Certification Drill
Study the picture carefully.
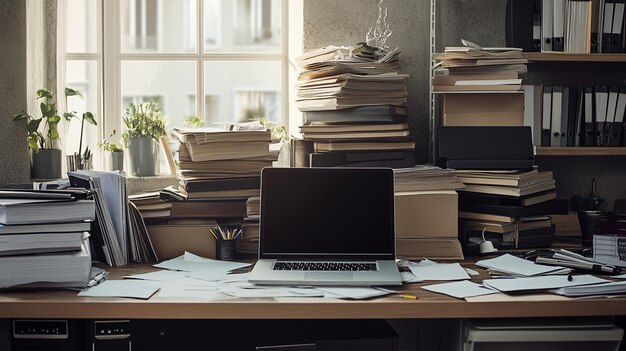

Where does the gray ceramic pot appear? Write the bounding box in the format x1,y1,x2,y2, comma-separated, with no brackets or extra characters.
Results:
32,149,62,180
128,136,159,176
111,151,124,172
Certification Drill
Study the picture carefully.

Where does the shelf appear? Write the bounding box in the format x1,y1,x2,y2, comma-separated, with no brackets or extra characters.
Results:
536,147,626,156
526,52,626,62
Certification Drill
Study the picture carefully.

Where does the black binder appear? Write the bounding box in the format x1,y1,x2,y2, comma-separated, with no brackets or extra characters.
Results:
552,0,566,51
566,87,578,147
609,0,625,53
602,0,616,53
612,87,626,146
604,87,620,146
595,86,609,146
583,87,596,146
574,87,585,146
541,86,553,146
591,0,604,52
506,0,536,51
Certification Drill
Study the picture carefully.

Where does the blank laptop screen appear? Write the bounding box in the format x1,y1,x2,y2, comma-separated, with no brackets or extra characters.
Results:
259,168,395,259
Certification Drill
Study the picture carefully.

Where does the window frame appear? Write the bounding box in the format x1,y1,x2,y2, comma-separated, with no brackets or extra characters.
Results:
59,0,291,169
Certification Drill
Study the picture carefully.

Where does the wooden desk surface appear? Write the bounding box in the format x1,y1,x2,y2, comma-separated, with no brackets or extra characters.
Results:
2,260,626,320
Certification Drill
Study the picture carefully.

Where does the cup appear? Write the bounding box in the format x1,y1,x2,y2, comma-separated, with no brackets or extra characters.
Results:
578,211,610,248
216,239,237,261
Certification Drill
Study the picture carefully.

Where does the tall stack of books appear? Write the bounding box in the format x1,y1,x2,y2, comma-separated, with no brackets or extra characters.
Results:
0,190,95,288
293,43,415,168
455,168,562,253
433,40,528,127
393,167,466,260
238,196,260,256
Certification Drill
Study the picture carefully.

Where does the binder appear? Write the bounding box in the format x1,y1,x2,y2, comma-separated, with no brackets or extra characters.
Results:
522,85,543,145
610,0,625,52
533,0,543,51
611,87,626,146
560,86,570,146
595,86,609,146
551,86,563,146
591,0,606,52
553,0,566,51
603,1,616,52
574,87,585,146
506,0,536,51
542,0,555,51
583,87,596,146
542,86,553,146
605,87,619,146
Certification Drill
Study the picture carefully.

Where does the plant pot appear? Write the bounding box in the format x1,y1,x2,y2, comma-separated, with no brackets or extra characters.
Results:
32,149,62,180
111,151,124,172
128,136,160,176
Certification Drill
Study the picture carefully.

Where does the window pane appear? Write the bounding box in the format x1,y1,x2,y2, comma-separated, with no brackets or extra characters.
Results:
121,60,197,129
121,0,197,53
65,60,100,166
205,0,281,53
204,61,281,123
66,0,99,53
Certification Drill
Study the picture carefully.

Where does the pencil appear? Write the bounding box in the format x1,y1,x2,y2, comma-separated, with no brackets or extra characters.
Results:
399,294,418,300
208,228,219,240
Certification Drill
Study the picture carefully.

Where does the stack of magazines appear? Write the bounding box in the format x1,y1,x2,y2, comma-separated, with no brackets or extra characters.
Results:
0,189,95,288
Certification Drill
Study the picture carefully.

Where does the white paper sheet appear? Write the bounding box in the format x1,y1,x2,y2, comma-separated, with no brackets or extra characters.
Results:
401,271,423,283
408,262,470,281
153,252,250,273
316,287,395,299
477,254,566,276
422,280,498,299
78,280,160,299
483,274,610,293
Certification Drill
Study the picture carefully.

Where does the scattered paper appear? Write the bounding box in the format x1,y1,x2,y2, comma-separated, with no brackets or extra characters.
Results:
422,280,497,299
221,286,323,298
79,280,160,299
550,280,626,297
316,287,395,299
477,254,566,277
156,285,221,299
408,260,470,281
154,252,250,274
483,274,609,293
401,272,423,283
464,268,480,276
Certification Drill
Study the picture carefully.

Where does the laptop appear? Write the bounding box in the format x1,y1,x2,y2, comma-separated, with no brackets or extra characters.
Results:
248,167,402,286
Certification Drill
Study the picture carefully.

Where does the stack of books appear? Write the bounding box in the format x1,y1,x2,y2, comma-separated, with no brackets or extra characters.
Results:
0,190,95,288
129,192,171,220
394,165,466,192
293,43,414,168
455,169,561,253
433,40,528,127
238,196,260,256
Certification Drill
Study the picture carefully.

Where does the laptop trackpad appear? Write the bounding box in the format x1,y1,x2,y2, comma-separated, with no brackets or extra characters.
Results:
304,272,353,280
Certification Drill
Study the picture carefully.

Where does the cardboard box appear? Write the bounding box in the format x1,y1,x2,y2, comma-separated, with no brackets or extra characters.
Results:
395,191,458,238
396,238,464,260
147,224,216,260
443,93,524,126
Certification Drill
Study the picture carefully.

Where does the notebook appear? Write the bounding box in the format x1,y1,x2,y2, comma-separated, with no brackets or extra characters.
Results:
248,167,402,286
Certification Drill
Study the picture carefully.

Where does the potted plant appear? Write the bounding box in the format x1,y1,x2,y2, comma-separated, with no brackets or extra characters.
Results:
98,130,125,171
63,88,97,170
12,89,64,179
122,102,167,176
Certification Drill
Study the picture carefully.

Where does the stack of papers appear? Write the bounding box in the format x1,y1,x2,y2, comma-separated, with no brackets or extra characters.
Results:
476,253,570,277
483,275,609,293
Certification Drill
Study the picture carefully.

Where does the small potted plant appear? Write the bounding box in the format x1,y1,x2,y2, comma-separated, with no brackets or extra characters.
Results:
98,130,125,171
13,89,64,179
63,87,97,171
122,102,167,176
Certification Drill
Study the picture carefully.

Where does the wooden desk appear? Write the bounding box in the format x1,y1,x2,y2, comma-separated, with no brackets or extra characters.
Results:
2,261,626,320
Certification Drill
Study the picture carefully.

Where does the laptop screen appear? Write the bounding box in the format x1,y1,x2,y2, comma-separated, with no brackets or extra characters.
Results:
259,167,395,260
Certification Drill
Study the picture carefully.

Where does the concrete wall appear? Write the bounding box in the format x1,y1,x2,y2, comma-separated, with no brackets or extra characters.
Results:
0,0,30,184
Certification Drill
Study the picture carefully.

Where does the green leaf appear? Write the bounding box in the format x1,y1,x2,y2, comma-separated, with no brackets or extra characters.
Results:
48,114,61,124
83,112,97,125
28,134,40,152
36,89,53,100
64,87,82,98
40,102,56,117
63,112,76,121
27,118,42,132
49,129,59,139
13,112,29,121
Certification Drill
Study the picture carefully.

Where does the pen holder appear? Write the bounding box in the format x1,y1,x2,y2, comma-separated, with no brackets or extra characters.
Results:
216,239,237,261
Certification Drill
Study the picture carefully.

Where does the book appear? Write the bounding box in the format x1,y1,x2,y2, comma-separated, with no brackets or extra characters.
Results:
458,211,517,223
0,231,84,256
178,187,260,200
0,221,91,235
299,122,409,133
303,105,407,124
458,191,558,207
461,217,552,234
308,150,415,168
246,196,260,217
313,138,415,152
170,199,247,218
180,177,260,193
0,198,96,225
455,170,554,187
301,129,410,140
459,199,568,218
180,141,271,162
461,179,556,198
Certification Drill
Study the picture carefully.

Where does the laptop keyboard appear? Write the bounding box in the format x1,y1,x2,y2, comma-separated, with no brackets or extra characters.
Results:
273,262,378,271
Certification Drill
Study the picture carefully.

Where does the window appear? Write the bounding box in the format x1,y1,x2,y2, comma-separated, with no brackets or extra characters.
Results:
60,0,292,170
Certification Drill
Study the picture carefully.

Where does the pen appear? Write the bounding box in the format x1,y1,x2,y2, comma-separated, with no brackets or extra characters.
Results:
399,294,418,300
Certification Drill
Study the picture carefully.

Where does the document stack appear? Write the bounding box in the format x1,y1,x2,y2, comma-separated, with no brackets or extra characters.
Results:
455,169,562,253
394,166,466,260
433,40,528,128
237,196,260,256
0,190,95,289
523,85,626,148
294,43,415,168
